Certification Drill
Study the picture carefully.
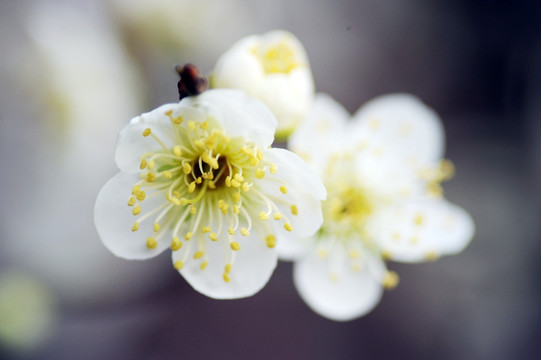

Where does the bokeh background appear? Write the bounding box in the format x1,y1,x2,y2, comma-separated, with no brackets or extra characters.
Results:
0,0,539,359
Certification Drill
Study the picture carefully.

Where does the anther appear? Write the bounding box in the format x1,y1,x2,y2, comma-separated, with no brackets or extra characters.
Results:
174,260,184,270
146,237,158,249
273,213,283,220
383,271,399,289
131,222,139,232
200,261,209,270
230,242,241,251
284,223,293,231
270,164,278,174
290,205,298,215
128,196,136,206
193,251,204,259
171,237,182,251
183,163,192,174
225,263,232,273
255,168,265,179
139,158,147,169
132,206,141,215
209,233,218,241
185,232,193,240
153,223,160,232
259,212,269,220
265,235,276,248
228,228,235,235
142,128,151,137
135,191,145,201
202,226,211,233
147,159,155,170
223,273,231,282
280,186,288,194
240,228,250,236
188,182,196,193
173,145,182,157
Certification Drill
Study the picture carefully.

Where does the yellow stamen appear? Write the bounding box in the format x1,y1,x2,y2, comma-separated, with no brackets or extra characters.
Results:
131,222,139,232
171,237,182,251
223,273,231,282
224,263,232,273
240,228,250,236
174,260,184,270
290,205,298,215
132,206,141,215
230,242,241,251
142,128,151,137
284,223,293,231
209,233,218,241
146,237,157,249
193,251,204,259
265,235,276,248
200,261,209,270
279,186,288,194
185,232,193,240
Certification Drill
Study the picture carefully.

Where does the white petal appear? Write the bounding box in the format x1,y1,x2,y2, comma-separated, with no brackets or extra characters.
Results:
373,199,475,263
182,89,277,148
351,94,445,170
176,232,278,299
294,245,383,321
94,172,171,259
114,103,200,172
258,148,326,238
289,93,351,174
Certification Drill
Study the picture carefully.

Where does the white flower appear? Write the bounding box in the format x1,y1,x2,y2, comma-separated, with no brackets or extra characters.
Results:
287,93,475,321
211,30,315,139
94,89,326,299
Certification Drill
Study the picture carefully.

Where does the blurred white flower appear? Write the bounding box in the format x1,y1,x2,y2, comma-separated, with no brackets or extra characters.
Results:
0,3,158,304
287,93,475,321
110,0,252,60
95,89,326,299
211,30,315,139
0,271,56,352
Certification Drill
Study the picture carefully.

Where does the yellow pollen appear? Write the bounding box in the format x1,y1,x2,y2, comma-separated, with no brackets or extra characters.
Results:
225,263,232,273
259,212,269,220
234,173,244,182
139,158,147,169
183,162,192,174
284,223,293,231
233,192,241,203
135,191,145,201
270,164,278,174
147,159,155,170
142,128,151,137
381,251,393,260
414,214,424,226
231,179,241,188
241,182,250,192
173,145,182,157
257,149,263,160
228,228,235,235
131,222,139,232
185,232,193,240
233,205,240,214
273,213,283,220
188,182,196,193
190,205,197,215
230,242,241,251
265,235,276,248
209,232,218,241
280,186,288,194
202,226,211,233
170,237,182,251
240,228,250,236
225,176,232,187
163,171,172,179
173,116,183,125
132,206,141,215
153,223,160,232
127,196,136,206
223,273,231,282
146,237,158,249
255,168,265,179
146,172,156,182
193,251,204,259
165,109,173,116
290,205,298,215
383,271,400,289
174,260,184,270
132,185,140,195
200,261,209,270
195,177,202,184
187,121,196,130
425,252,439,261
200,121,209,130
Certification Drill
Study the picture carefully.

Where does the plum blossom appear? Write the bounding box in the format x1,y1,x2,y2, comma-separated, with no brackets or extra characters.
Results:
211,30,315,139
286,93,474,321
95,89,326,299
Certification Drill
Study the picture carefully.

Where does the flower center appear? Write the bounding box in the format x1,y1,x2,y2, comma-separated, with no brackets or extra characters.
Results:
253,39,300,74
125,109,298,283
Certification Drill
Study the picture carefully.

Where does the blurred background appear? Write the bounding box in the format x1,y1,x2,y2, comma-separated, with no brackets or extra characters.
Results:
0,0,539,359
